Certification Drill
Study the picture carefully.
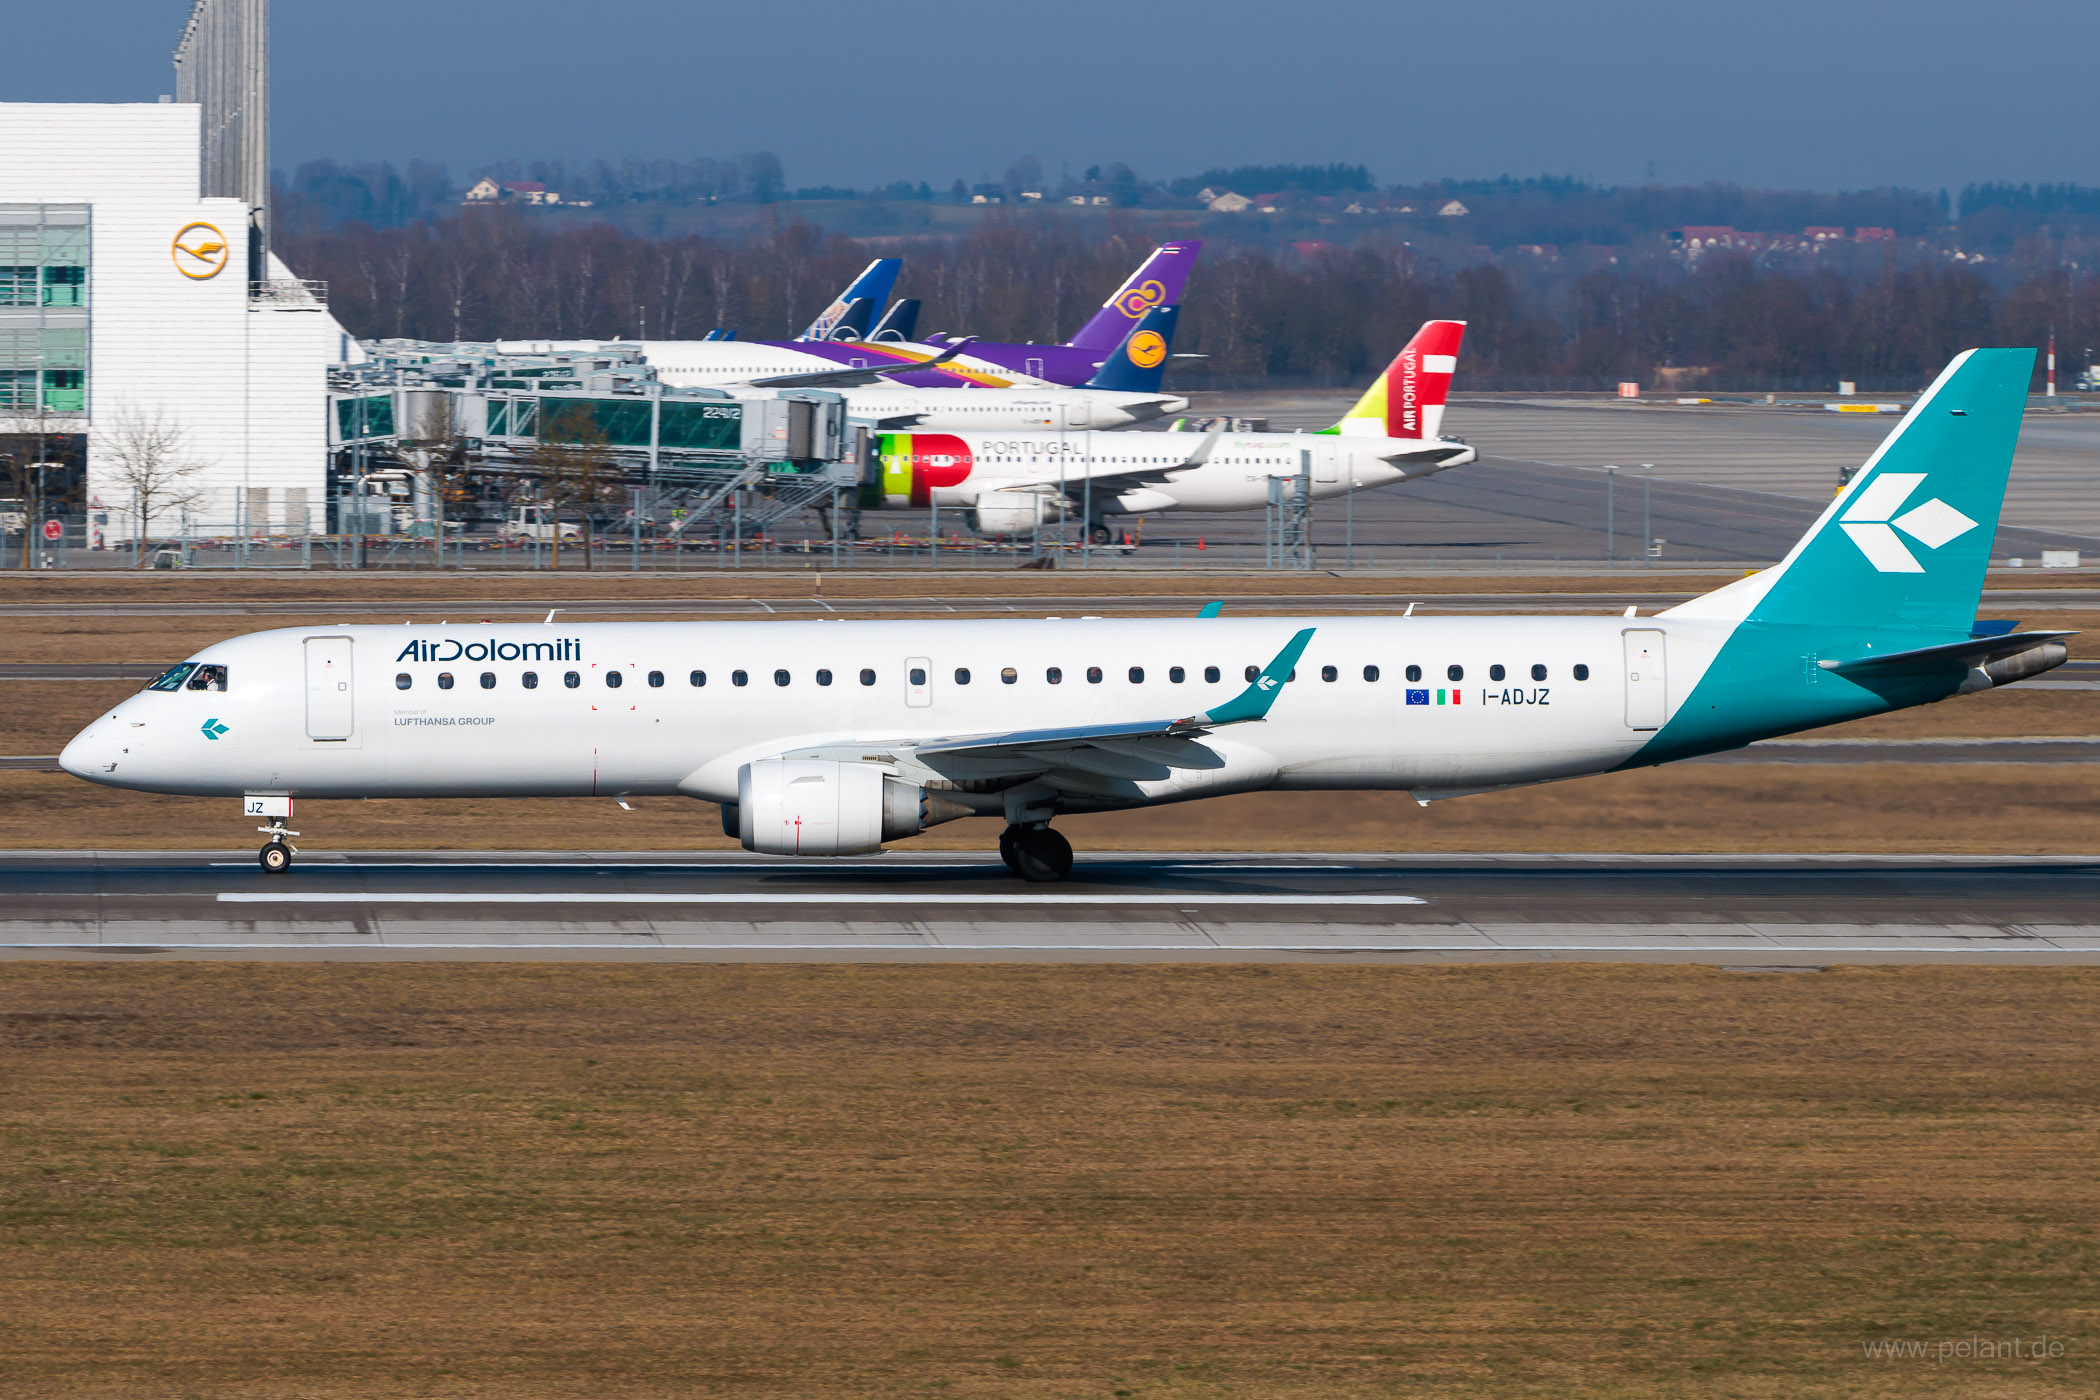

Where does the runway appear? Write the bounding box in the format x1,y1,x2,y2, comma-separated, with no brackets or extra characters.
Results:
6,851,2100,964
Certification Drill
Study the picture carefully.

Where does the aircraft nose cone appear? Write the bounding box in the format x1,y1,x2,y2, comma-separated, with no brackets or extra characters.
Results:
59,727,104,780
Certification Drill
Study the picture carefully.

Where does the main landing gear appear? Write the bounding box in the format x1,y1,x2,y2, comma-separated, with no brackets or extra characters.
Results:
1000,823,1073,883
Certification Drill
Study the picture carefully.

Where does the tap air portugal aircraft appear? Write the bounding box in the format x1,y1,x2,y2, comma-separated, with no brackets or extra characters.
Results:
874,319,1474,539
61,349,2066,882
499,242,1202,391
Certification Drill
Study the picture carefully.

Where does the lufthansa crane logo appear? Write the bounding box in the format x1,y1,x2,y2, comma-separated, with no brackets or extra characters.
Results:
1125,329,1167,368
1115,278,1167,318
172,222,230,280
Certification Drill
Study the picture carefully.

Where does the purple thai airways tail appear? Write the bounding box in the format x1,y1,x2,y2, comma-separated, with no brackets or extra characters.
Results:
1064,241,1202,351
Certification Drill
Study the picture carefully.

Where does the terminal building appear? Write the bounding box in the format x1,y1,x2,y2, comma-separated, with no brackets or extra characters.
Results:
0,100,353,540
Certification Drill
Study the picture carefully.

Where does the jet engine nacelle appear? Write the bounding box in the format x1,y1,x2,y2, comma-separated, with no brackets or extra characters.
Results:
970,490,1064,538
735,759,970,856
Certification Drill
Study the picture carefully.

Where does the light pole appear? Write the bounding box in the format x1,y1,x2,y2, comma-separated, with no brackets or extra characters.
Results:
1603,464,1617,568
1641,462,1652,569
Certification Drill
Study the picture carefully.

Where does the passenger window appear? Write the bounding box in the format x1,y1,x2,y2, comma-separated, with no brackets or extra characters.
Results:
1086,666,1102,684
1364,665,1380,682
733,670,749,687
648,670,665,688
1001,667,1017,684
1406,665,1423,682
859,668,875,686
438,672,455,690
1531,664,1547,681
954,668,971,685
909,667,926,686
1046,666,1063,684
1129,666,1144,683
480,672,496,689
1169,666,1185,683
395,673,412,690
1489,664,1506,682
607,671,623,689
1321,665,1338,682
186,664,228,692
1447,665,1464,682
690,670,706,687
146,663,196,692
564,671,580,688
1245,665,1259,682
1573,664,1590,681
774,669,790,687
1204,666,1220,683
817,669,833,686
523,672,539,689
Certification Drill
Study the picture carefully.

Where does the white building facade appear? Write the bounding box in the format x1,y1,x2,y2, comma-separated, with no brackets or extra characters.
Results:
0,101,351,540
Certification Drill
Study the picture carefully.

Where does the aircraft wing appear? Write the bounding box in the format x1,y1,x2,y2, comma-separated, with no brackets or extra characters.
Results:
747,338,977,389
779,628,1315,785
981,425,1227,498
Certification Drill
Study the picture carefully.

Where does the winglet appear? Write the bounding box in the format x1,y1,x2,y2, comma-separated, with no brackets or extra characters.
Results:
1191,628,1315,727
1197,601,1224,618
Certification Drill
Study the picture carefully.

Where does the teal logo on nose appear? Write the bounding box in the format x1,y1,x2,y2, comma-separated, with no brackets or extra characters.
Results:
201,718,228,740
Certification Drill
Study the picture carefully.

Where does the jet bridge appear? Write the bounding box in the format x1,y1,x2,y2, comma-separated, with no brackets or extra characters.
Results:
327,340,876,539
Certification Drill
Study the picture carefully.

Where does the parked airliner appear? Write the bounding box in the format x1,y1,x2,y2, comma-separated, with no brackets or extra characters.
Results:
60,349,2064,881
873,320,1474,540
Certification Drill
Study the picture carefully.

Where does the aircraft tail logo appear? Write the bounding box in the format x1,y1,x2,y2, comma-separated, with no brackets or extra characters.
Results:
1329,320,1466,439
1085,305,1179,392
1838,474,1979,573
1065,242,1202,350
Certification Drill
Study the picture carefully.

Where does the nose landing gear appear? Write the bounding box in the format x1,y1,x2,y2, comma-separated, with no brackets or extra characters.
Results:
257,821,300,874
1000,823,1073,883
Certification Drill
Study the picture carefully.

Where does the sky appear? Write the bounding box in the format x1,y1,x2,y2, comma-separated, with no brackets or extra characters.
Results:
21,0,2100,195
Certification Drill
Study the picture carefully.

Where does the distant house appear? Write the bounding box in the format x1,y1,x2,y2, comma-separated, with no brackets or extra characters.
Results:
1207,192,1253,213
1066,195,1087,205
1669,225,1740,251
1019,190,1044,201
1804,226,1845,242
1436,199,1469,217
1344,201,1369,214
1855,226,1895,242
463,179,562,206
1197,187,1219,202
1513,244,1557,257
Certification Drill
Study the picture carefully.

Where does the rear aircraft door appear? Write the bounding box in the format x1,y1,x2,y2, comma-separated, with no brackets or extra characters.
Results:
1026,357,1045,379
1622,629,1667,731
1061,401,1093,429
905,656,932,708
1313,443,1340,483
305,636,355,740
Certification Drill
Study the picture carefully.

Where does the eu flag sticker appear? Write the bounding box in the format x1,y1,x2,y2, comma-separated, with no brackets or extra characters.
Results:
1405,689,1429,705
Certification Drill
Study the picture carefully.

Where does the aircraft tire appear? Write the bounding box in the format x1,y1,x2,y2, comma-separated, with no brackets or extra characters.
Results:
998,825,1023,872
259,839,293,875
1012,826,1072,883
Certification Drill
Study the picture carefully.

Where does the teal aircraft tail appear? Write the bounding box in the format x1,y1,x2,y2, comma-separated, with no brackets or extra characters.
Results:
1643,348,2044,763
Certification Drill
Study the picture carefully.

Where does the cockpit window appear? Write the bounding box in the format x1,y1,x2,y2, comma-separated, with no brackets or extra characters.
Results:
145,663,196,692
186,664,228,692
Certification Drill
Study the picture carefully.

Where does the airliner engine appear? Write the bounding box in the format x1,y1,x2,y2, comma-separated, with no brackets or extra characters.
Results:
970,490,1064,538
734,759,971,856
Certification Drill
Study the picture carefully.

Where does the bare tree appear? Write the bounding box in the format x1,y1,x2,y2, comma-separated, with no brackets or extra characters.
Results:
0,399,77,568
401,396,471,568
98,403,209,567
523,403,614,570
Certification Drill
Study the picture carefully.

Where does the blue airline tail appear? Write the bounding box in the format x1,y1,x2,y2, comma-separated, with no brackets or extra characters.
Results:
799,259,902,341
1084,305,1179,393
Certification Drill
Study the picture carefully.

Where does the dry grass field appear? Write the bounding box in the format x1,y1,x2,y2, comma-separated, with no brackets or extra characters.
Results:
3,962,2096,1398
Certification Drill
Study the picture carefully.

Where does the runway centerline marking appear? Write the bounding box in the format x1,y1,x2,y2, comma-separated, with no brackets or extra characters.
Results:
213,892,1429,907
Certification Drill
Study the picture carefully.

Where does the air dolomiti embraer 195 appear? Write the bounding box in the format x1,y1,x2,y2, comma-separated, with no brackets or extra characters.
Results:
62,349,2068,881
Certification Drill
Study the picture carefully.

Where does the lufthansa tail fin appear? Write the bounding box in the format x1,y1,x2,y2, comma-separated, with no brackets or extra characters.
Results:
1065,241,1202,351
1325,320,1466,439
1084,305,1179,392
1664,348,2034,635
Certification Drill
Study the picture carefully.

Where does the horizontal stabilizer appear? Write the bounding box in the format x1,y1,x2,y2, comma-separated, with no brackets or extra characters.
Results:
1819,630,2075,677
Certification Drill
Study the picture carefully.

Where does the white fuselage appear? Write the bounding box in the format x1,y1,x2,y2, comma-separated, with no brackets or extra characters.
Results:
841,387,1185,433
883,431,1477,528
494,339,1060,390
60,615,1724,814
